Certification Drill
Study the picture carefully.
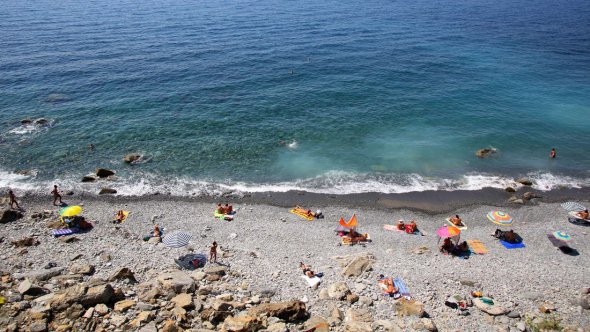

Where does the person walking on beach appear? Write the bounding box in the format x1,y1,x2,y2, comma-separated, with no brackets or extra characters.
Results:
210,241,218,263
550,148,556,159
52,185,63,206
8,189,22,210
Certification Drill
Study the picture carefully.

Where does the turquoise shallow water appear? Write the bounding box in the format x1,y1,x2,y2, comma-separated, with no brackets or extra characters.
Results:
1,0,590,195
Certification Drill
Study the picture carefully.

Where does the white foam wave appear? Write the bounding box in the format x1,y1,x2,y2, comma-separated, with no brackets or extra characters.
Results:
1,168,589,197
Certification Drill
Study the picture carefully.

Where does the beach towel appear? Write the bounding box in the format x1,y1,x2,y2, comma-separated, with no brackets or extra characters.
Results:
301,275,322,288
52,228,80,237
113,211,129,224
341,233,370,245
446,218,467,230
290,207,315,221
394,277,410,297
383,224,403,232
499,240,525,249
467,240,488,254
214,211,234,221
175,253,207,270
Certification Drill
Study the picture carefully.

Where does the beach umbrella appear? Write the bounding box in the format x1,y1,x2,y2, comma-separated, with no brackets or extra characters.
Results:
162,231,192,248
59,205,82,217
552,231,573,243
339,214,357,228
561,202,586,212
436,225,461,238
487,211,513,226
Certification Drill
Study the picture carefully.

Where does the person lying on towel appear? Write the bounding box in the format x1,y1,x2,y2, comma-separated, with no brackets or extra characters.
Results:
577,209,589,220
348,229,368,242
113,210,125,224
494,229,521,244
378,275,399,297
450,215,464,226
405,220,418,233
300,262,316,278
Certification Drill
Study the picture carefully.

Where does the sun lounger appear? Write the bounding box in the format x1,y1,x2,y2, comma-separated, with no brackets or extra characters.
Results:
446,218,467,230
467,240,488,254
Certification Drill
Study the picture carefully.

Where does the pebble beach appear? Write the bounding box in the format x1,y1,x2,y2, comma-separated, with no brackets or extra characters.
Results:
1,194,589,331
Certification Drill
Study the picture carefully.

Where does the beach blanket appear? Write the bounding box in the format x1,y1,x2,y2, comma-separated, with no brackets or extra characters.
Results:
174,253,207,270
301,275,322,288
499,240,526,249
214,211,234,221
446,218,467,230
467,240,488,254
113,211,129,224
384,224,422,235
52,228,80,237
394,277,410,297
290,207,315,221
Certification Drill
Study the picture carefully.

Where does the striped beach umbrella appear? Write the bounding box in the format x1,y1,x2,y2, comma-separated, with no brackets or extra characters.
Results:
162,231,192,248
552,231,572,242
561,202,586,212
487,211,513,226
59,205,82,217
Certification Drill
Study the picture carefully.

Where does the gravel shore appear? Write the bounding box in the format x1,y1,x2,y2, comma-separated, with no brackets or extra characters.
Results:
1,195,589,331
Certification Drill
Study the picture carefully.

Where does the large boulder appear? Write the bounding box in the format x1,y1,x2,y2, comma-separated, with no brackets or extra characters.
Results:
69,264,95,276
328,282,351,300
109,268,137,283
157,271,195,294
344,321,373,332
345,308,373,323
476,148,497,158
204,266,227,276
96,168,115,178
247,300,307,322
123,153,142,164
14,267,65,282
473,298,508,316
516,178,533,186
81,176,96,183
342,255,375,277
0,208,24,223
81,284,115,307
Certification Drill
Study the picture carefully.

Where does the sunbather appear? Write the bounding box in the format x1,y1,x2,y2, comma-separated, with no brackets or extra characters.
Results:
440,237,453,253
113,210,125,224
494,229,521,244
349,229,368,242
300,262,315,277
224,204,233,214
216,204,224,214
152,224,161,237
378,275,399,296
577,209,589,220
406,220,417,233
397,220,405,230
450,215,463,226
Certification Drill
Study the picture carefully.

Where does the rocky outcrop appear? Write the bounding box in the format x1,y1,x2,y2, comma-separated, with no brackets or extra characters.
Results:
247,300,307,322
516,178,533,186
82,176,96,182
157,271,195,294
476,148,497,158
99,188,117,195
96,168,115,178
123,153,142,164
341,254,375,277
327,282,351,300
1,208,24,223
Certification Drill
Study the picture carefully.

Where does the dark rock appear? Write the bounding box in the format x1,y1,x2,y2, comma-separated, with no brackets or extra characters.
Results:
65,191,74,196
247,300,308,322
34,118,49,125
81,176,96,183
96,168,115,178
516,178,533,186
99,188,117,195
109,268,137,283
505,187,516,193
1,208,24,223
11,237,39,247
21,118,33,125
123,153,142,164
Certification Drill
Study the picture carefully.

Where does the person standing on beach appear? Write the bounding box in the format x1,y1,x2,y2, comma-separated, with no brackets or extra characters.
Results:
8,189,22,210
52,185,63,206
210,241,218,263
550,148,556,159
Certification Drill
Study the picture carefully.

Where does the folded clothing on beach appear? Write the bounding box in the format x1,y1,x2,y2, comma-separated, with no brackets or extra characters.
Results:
52,228,80,237
467,240,488,254
499,240,525,249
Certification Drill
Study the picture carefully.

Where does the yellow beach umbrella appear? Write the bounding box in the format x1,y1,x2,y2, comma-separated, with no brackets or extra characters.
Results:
59,205,82,217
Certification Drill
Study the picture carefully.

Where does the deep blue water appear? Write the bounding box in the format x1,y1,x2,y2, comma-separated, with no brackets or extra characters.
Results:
1,0,590,195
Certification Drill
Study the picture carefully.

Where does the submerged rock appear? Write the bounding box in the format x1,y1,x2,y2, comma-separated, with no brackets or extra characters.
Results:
96,168,115,178
99,188,117,195
476,148,497,158
123,153,142,164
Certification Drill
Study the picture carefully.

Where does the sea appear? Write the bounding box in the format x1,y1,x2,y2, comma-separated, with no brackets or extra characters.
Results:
1,0,590,196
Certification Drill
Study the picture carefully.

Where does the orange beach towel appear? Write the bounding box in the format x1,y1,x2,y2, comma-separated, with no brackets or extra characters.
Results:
467,240,488,255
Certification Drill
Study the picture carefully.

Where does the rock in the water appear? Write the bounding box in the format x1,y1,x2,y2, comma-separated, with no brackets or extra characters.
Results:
247,300,307,322
507,196,524,204
99,188,117,195
123,153,142,164
96,168,115,178
476,148,497,158
516,178,533,186
21,118,33,125
328,281,351,300
1,208,24,223
81,176,96,182
342,254,375,277
157,271,195,294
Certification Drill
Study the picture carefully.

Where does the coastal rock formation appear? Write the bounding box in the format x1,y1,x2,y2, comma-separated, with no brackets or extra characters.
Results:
516,178,533,186
82,176,96,182
475,148,497,158
123,153,143,164
0,208,24,223
96,168,115,178
99,188,117,195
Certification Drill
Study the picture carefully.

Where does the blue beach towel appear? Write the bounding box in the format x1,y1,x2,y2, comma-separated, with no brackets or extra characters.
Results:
394,277,410,297
52,228,80,237
499,240,525,249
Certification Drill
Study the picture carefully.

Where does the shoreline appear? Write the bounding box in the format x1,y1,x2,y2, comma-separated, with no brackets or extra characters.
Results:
16,186,590,214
